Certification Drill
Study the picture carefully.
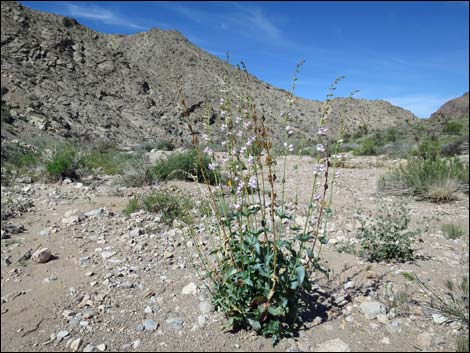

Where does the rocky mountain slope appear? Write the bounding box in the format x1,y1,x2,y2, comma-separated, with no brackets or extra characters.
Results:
1,1,418,148
429,92,469,121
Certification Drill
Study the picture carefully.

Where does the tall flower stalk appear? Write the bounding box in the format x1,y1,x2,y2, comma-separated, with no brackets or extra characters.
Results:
180,62,348,343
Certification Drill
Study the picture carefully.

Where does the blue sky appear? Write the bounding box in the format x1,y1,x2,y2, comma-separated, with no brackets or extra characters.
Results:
20,1,469,118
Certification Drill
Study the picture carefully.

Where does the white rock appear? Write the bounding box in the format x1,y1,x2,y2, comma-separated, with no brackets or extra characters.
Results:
96,343,106,351
32,248,52,263
70,338,82,352
199,301,212,314
432,313,447,324
182,282,197,295
197,315,206,327
416,332,433,348
315,338,351,352
84,208,103,218
100,251,116,259
56,330,70,342
381,337,390,345
359,300,386,319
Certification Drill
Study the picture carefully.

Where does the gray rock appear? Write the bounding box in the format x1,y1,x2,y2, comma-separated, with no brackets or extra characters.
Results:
182,282,197,295
56,330,70,342
32,248,52,263
166,317,184,330
83,344,96,352
432,313,447,324
62,215,81,226
39,228,51,237
84,208,104,218
359,300,386,319
416,332,433,348
70,337,82,352
199,301,213,314
197,315,206,327
315,338,351,352
100,251,116,259
143,319,158,331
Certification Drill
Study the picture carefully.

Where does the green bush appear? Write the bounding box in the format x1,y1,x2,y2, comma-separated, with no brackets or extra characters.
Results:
45,144,80,181
378,156,469,202
81,149,136,175
153,149,218,185
357,202,420,262
411,140,441,160
155,139,175,151
443,121,464,135
353,137,379,156
442,224,465,240
123,189,193,224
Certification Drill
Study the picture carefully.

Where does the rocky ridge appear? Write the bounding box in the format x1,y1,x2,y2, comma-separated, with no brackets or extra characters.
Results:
1,1,418,148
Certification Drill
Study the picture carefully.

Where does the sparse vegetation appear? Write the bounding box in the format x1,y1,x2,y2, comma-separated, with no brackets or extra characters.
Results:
45,144,81,181
123,188,194,225
403,273,469,328
357,202,420,262
153,149,219,185
378,156,469,202
442,223,465,240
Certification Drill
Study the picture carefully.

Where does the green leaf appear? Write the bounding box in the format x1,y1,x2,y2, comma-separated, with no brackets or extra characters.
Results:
247,318,261,331
267,305,285,317
295,265,305,286
223,267,238,282
295,233,311,242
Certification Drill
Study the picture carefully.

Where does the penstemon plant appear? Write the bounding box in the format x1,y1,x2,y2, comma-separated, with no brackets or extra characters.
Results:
180,61,348,343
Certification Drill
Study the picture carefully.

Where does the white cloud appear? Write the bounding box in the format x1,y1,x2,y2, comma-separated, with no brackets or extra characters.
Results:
384,94,455,118
62,2,148,30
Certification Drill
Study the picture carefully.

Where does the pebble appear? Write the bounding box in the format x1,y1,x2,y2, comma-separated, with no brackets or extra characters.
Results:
32,248,52,263
381,337,390,345
56,330,70,342
143,319,158,331
197,315,206,327
315,338,351,352
70,337,82,352
416,332,433,348
166,317,184,330
432,313,447,324
182,282,197,295
199,301,212,314
359,300,386,319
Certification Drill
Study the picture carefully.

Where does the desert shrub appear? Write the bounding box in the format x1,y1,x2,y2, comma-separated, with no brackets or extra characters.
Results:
45,144,81,181
357,202,420,262
179,64,345,343
81,149,136,175
378,156,469,202
123,188,193,224
155,139,176,151
403,273,469,328
443,121,464,135
353,137,379,156
411,140,441,160
441,135,469,157
426,179,460,202
119,159,155,187
153,149,218,185
384,127,399,143
441,223,465,240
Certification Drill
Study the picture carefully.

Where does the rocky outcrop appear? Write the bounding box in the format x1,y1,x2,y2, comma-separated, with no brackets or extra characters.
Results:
429,92,469,121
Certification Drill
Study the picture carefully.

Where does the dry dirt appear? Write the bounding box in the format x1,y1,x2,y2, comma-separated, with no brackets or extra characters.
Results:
1,155,469,352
